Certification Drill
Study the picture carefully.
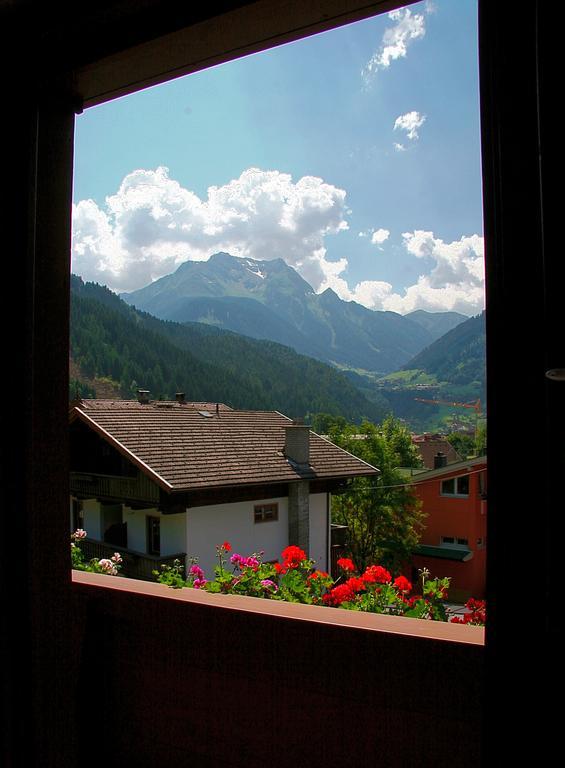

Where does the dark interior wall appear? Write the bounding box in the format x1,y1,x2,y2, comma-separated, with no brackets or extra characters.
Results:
72,581,483,768
0,1,560,765
479,1,561,754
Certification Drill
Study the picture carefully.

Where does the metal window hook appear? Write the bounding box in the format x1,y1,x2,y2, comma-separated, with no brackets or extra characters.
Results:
545,369,565,381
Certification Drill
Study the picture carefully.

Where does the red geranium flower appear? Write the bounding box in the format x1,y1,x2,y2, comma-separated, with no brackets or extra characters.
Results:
324,577,365,606
307,570,329,581
362,565,391,584
393,575,412,593
281,545,307,568
336,557,356,572
346,577,366,592
222,541,232,552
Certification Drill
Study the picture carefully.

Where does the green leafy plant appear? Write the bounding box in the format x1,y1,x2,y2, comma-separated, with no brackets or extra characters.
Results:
154,542,485,626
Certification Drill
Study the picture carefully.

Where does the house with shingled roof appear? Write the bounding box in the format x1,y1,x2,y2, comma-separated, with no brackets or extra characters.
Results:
69,395,379,579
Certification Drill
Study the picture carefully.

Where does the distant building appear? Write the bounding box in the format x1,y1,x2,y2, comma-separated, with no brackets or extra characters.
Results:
69,395,379,579
409,456,487,602
411,433,462,469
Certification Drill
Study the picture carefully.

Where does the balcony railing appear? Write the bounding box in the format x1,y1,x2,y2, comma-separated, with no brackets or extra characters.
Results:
70,471,160,505
78,538,186,582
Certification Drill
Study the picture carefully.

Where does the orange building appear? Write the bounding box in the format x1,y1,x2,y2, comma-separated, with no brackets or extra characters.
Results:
409,456,487,602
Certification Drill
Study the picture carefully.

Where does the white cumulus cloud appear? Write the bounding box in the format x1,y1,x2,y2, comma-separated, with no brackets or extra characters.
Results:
394,111,426,141
320,231,485,315
371,228,390,246
362,8,426,83
358,227,390,247
72,168,484,316
71,166,349,293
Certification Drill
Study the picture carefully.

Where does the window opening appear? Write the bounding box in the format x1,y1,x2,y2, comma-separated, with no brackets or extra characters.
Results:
441,476,470,497
146,516,161,556
70,0,485,617
254,503,279,523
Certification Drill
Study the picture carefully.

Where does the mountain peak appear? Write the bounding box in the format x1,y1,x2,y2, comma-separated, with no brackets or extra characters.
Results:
320,287,340,301
208,251,236,263
123,253,436,373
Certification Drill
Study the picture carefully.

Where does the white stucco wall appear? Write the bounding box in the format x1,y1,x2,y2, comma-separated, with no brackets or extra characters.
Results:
123,506,186,556
187,493,329,578
123,506,156,553
81,499,102,540
186,497,289,578
71,492,329,577
161,512,187,555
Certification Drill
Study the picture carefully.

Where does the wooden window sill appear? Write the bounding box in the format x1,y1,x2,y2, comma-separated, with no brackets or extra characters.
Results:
71,570,484,646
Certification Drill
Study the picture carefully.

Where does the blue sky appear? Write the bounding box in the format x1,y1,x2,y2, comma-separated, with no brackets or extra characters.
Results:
72,0,484,315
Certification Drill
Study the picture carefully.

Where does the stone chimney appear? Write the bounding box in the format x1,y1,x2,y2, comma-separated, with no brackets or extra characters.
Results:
137,389,150,404
284,419,310,466
434,451,447,469
285,419,311,556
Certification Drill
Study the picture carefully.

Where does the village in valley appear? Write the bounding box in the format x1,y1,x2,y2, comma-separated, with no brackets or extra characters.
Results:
70,388,486,623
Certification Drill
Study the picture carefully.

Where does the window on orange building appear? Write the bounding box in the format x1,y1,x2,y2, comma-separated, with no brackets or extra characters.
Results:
441,475,470,497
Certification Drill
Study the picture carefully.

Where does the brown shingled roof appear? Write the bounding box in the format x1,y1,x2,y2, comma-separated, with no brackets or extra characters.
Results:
70,400,379,492
411,434,462,469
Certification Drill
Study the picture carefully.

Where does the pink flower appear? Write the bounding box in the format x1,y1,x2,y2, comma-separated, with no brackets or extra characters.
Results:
111,552,123,564
72,529,87,540
98,559,118,575
260,579,278,591
189,564,205,581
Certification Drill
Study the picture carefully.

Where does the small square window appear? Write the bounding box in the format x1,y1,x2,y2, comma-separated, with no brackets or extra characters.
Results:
254,503,278,523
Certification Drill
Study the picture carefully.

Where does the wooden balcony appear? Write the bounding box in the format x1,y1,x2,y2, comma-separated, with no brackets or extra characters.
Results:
70,471,160,505
78,538,186,582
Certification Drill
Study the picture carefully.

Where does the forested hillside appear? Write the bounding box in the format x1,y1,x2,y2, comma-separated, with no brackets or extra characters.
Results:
70,276,390,422
344,312,486,431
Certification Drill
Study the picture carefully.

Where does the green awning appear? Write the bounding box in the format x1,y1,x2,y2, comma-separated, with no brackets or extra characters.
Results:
413,544,473,562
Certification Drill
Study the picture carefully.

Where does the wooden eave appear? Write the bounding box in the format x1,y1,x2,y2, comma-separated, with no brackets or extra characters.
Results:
70,407,174,493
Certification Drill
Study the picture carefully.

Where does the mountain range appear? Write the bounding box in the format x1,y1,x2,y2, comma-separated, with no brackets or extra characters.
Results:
70,254,484,430
70,275,390,423
122,252,467,374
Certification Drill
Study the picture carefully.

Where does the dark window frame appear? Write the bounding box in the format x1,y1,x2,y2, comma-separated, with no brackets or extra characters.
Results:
146,515,161,556
4,2,559,763
440,475,470,497
254,502,279,523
